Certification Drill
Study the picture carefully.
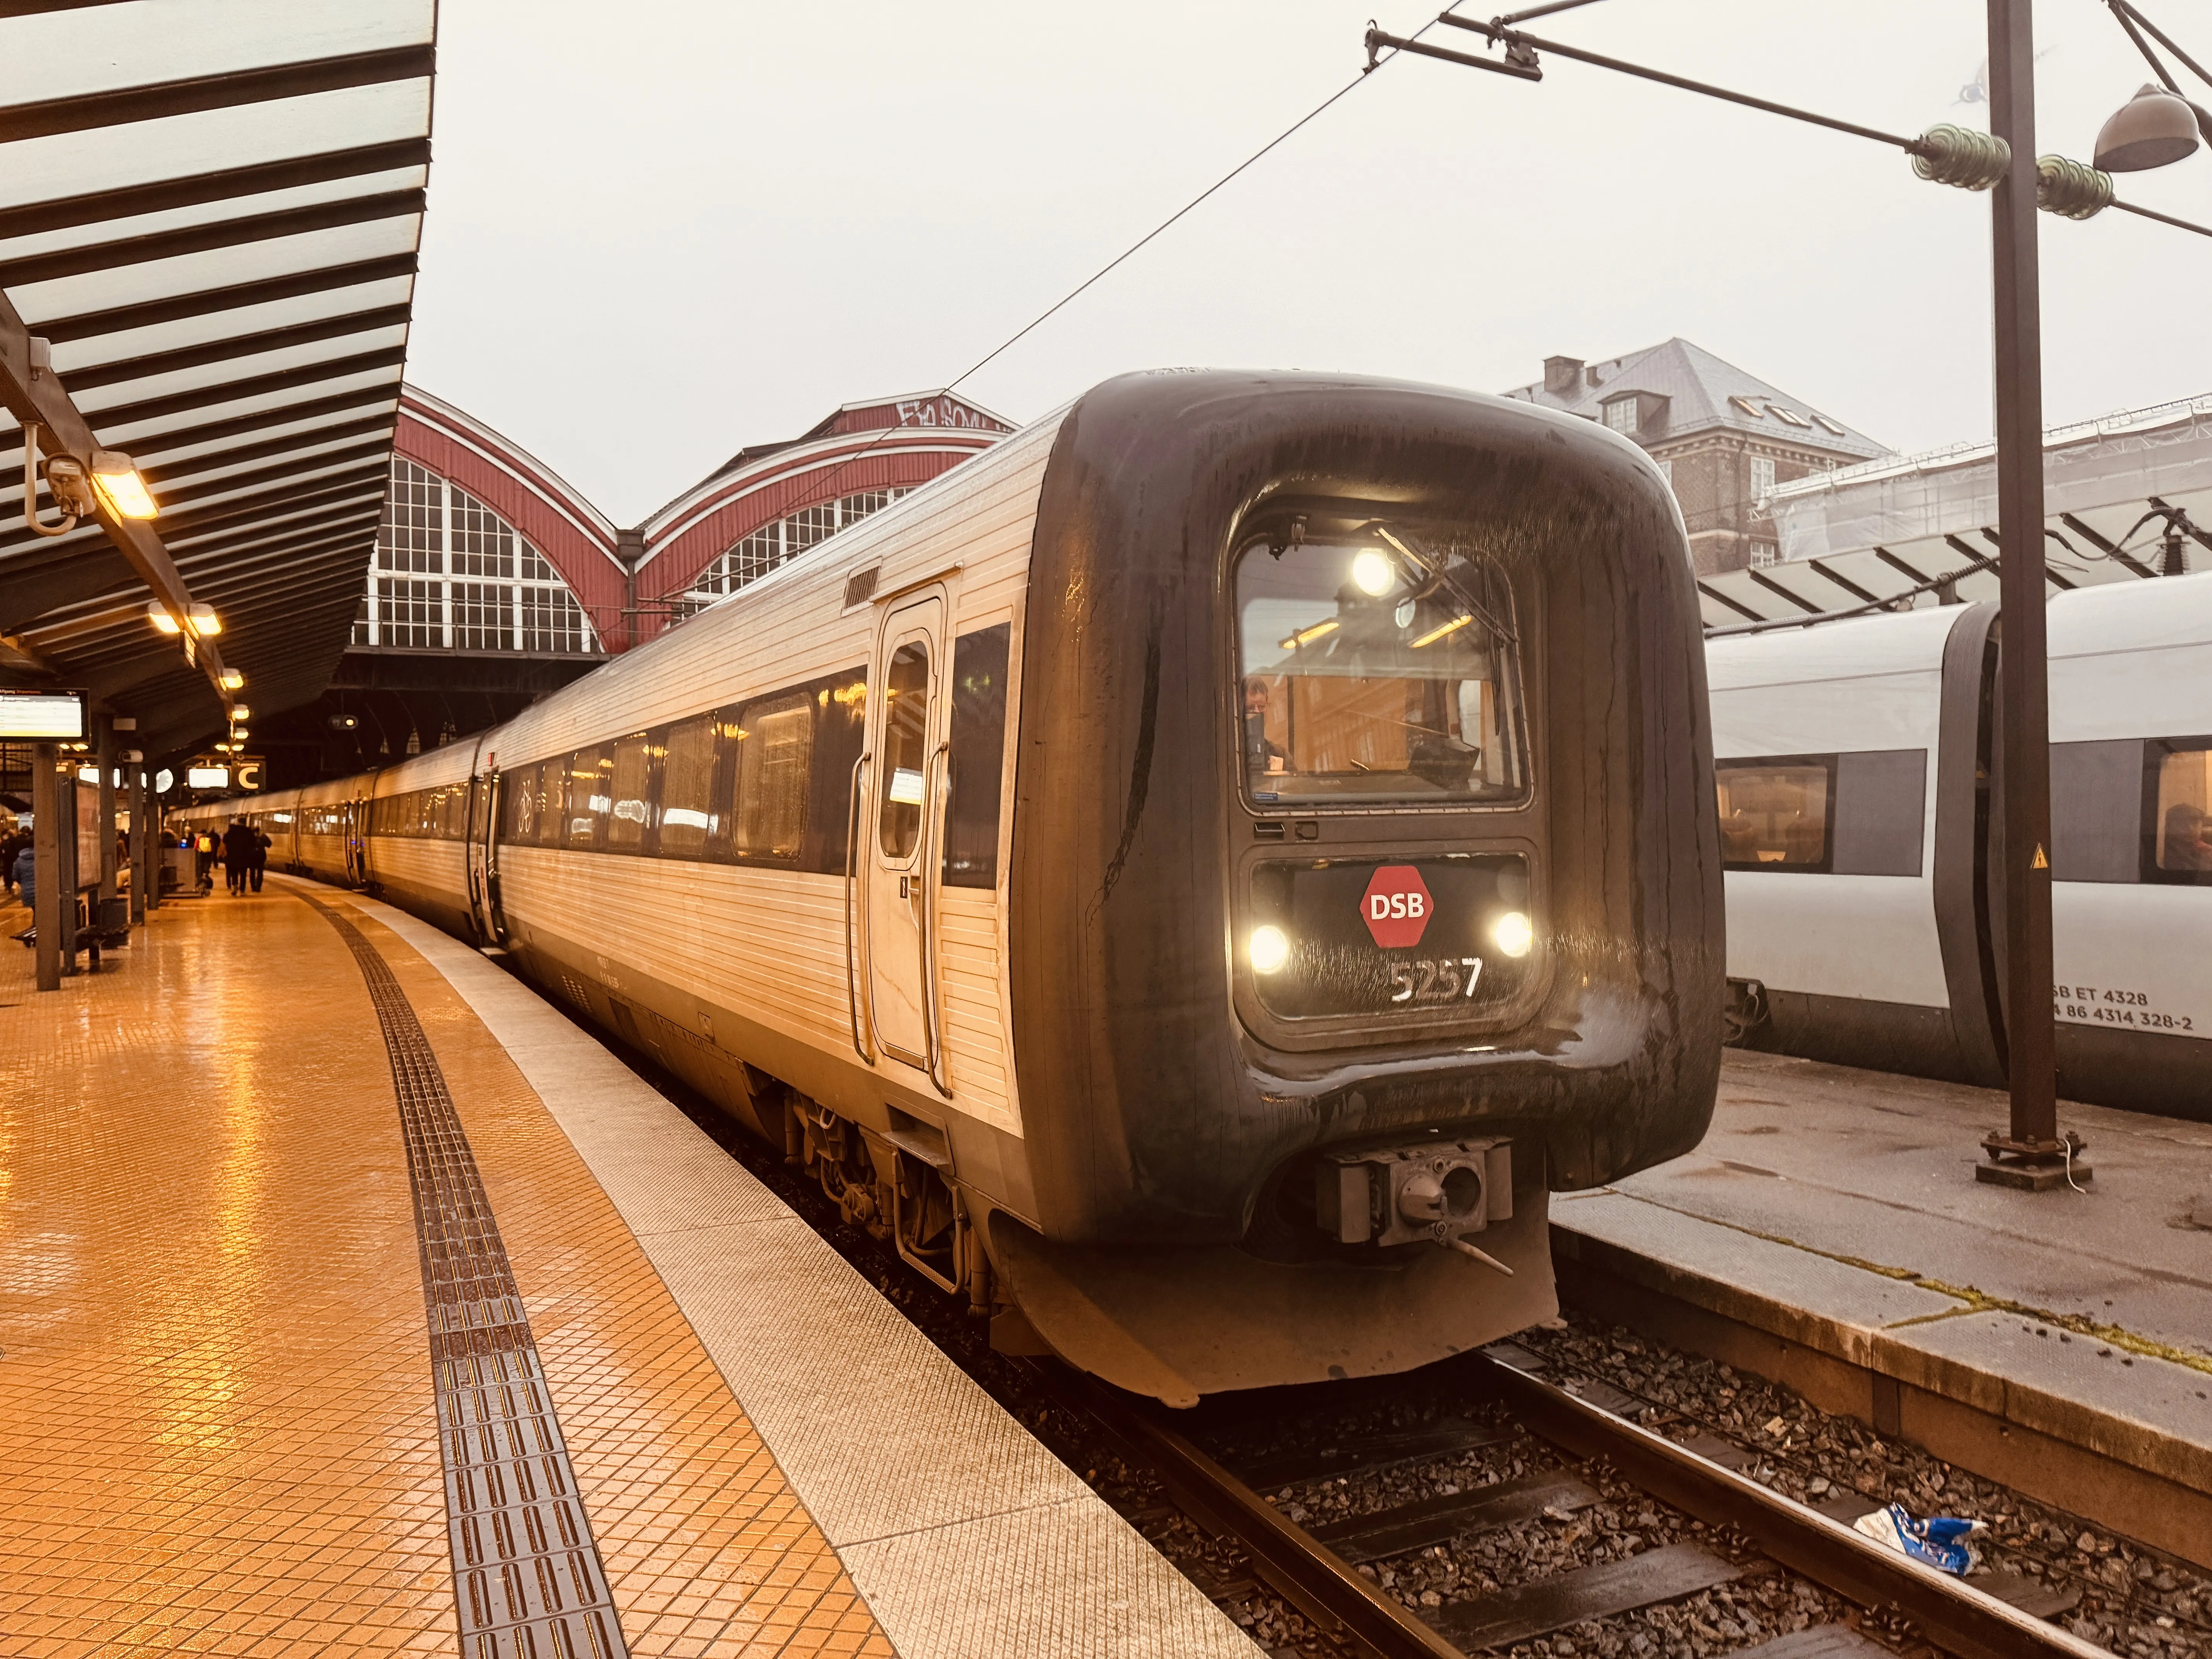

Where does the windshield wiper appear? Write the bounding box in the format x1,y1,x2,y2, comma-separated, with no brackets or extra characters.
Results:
1367,523,1518,645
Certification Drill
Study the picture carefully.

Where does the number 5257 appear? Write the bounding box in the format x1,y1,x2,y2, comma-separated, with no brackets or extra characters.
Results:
1389,958,1484,1003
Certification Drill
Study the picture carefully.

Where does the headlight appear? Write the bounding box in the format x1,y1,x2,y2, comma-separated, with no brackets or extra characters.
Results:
1351,549,1395,596
1249,924,1291,974
1492,910,1534,958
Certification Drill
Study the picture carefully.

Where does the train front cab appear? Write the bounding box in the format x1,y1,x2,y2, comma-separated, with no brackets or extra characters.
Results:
991,372,1725,1400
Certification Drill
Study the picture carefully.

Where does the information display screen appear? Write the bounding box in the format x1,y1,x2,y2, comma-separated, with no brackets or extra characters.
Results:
1246,852,1533,1021
187,766,231,790
0,689,87,740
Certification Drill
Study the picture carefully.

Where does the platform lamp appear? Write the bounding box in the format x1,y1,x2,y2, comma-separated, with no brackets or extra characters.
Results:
1366,0,2212,1191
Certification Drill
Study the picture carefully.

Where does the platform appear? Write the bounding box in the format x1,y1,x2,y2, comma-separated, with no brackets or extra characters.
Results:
1554,1048,2212,1567
0,879,1254,1658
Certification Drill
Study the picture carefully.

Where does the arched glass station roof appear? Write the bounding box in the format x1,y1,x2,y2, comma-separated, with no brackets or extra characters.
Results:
0,0,434,759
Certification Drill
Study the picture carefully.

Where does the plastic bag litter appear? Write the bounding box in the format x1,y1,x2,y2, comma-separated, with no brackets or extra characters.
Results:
1851,1502,1986,1575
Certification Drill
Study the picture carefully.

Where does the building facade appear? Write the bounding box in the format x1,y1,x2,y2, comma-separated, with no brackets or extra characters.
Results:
262,387,1012,783
1502,339,1887,576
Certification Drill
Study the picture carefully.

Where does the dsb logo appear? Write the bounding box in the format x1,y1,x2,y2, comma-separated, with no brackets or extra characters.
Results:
1360,866,1434,949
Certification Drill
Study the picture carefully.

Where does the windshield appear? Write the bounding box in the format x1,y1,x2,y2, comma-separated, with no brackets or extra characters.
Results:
1234,524,1527,805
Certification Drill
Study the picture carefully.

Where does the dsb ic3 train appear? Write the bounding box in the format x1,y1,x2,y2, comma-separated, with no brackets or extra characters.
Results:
187,371,1723,1405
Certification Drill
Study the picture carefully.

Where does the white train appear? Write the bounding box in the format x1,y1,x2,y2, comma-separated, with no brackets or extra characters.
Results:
1707,572,2212,1118
181,370,1727,1407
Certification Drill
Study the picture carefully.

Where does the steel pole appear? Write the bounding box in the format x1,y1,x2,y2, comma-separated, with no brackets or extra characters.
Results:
127,756,147,925
95,716,117,905
1985,0,2063,1173
31,743,59,992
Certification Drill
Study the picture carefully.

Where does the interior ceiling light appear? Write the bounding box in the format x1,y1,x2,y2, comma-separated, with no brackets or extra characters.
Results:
88,450,157,520
1352,550,1396,596
187,602,220,636
147,602,181,635
228,705,251,722
2095,83,2201,172
220,670,245,690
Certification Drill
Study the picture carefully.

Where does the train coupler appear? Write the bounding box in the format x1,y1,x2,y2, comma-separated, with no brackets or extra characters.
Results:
1315,1137,1512,1248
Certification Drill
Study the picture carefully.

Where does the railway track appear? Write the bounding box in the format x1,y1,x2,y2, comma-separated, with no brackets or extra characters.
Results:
1040,1347,2113,1659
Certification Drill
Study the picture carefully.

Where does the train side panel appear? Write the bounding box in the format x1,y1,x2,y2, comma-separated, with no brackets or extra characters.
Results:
1708,605,1981,1079
2045,574,2212,1119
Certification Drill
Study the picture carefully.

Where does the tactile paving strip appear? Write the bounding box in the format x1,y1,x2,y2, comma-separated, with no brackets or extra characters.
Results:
305,893,630,1659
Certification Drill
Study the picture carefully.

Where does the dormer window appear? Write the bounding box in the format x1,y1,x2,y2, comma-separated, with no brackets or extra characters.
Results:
1602,397,1639,434
1728,395,1764,418
1812,412,1848,436
1768,406,1811,428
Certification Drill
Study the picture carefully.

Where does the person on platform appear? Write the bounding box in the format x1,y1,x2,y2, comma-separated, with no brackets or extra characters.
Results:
0,821,28,903
193,830,216,895
10,840,33,943
248,824,270,893
221,819,254,896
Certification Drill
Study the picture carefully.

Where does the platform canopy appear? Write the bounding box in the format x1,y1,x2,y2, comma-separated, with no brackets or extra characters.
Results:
1699,396,2212,634
0,0,434,758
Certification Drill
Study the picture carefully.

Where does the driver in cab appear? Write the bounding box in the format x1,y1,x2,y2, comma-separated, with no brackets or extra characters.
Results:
1243,676,1286,784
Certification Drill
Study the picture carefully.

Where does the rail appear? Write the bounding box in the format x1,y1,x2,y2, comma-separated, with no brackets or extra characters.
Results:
1040,1352,2108,1659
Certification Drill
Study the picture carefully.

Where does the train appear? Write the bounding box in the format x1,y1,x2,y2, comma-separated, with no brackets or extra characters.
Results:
1707,571,2212,1121
180,369,1725,1406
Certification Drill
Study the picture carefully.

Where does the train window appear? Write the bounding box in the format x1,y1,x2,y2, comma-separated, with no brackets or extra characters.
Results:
1716,757,1834,872
505,762,540,843
1830,749,1926,878
2148,740,2212,883
735,693,813,860
803,670,868,875
2051,740,2142,883
942,625,1010,889
566,747,607,847
876,640,932,858
658,717,720,857
1233,525,1526,806
606,733,651,852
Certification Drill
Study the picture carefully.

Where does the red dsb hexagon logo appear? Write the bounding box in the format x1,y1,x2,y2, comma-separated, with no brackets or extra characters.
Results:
1360,865,1434,949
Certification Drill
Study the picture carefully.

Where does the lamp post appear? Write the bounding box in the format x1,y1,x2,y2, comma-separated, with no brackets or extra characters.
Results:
1979,0,2070,1187
1366,0,2212,1190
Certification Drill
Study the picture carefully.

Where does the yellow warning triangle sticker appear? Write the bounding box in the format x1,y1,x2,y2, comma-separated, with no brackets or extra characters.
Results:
2033,844,2049,869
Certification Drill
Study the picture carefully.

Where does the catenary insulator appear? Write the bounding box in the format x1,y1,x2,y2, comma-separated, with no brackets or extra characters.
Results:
1910,124,2011,191
2035,154,2114,220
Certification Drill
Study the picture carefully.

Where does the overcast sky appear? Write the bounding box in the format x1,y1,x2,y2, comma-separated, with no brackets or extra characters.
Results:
406,0,2212,525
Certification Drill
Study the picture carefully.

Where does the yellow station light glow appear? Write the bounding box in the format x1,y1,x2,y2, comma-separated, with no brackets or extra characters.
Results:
1278,618,1340,650
1351,549,1396,596
1412,614,1473,649
147,602,181,635
89,451,158,519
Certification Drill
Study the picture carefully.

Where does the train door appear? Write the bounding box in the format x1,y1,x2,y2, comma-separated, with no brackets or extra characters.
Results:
344,797,370,887
862,590,950,1085
466,752,506,947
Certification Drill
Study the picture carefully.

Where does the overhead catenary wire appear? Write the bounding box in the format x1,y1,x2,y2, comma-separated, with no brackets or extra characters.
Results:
1418,11,2212,237
666,14,1455,614
2110,0,2212,93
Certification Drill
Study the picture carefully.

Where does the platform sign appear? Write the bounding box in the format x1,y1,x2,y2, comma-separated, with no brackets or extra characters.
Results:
0,688,87,740
186,765,230,789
